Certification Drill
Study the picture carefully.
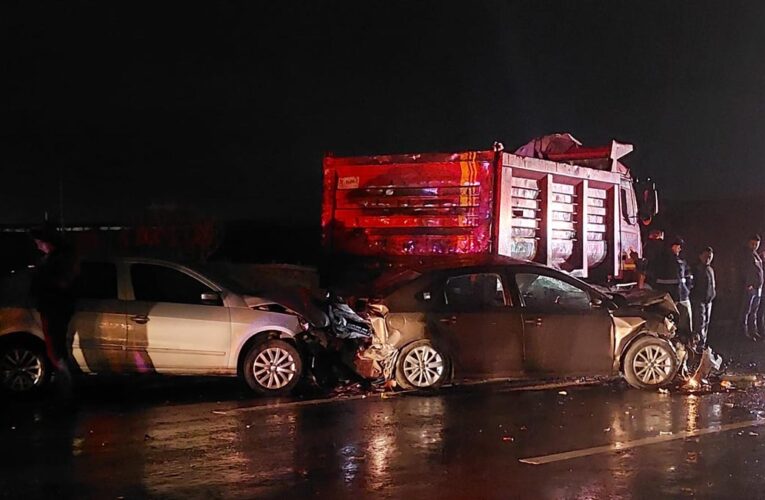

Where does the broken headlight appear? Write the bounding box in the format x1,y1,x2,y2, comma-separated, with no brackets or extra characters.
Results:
664,315,677,334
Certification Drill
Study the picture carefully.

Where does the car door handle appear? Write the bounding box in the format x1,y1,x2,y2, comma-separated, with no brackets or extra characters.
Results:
524,318,543,327
130,315,149,324
439,316,457,325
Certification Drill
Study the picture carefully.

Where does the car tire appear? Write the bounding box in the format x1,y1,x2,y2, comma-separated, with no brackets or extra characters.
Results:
242,339,303,396
623,336,678,390
0,341,50,395
395,340,449,390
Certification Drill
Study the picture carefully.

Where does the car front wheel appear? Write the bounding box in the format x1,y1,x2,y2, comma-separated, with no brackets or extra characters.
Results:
0,342,49,394
396,340,449,390
242,339,303,396
623,336,678,390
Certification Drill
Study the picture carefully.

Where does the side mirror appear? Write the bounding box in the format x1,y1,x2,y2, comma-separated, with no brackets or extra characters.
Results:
636,179,659,222
590,297,604,308
201,292,221,304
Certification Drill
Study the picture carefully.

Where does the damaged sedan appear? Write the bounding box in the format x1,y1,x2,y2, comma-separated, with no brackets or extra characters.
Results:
355,257,693,391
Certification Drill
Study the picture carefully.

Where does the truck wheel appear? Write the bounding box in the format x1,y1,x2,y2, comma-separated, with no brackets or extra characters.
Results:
623,336,678,390
0,342,50,394
395,340,449,390
242,339,302,396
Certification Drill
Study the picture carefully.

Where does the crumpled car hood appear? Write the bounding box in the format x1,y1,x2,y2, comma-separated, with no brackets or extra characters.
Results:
243,289,329,328
612,288,679,318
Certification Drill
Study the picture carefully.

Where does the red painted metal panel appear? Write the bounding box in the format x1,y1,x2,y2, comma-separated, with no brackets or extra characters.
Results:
322,152,496,257
322,144,641,277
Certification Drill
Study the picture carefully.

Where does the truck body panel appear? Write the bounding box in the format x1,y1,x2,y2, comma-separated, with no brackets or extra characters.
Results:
322,141,643,281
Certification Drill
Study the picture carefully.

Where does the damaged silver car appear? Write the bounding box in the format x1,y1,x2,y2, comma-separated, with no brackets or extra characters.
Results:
358,257,693,391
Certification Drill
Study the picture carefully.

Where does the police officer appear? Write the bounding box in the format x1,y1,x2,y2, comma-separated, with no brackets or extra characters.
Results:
654,236,692,338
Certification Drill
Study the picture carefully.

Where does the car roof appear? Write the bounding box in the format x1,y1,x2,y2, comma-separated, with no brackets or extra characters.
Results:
358,255,550,296
403,254,543,273
83,256,184,266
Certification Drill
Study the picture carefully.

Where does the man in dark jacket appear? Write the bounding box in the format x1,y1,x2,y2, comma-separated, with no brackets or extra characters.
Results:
739,234,764,341
30,227,80,392
654,236,692,338
690,247,716,350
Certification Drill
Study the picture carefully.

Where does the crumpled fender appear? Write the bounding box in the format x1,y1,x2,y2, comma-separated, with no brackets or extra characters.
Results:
614,319,680,373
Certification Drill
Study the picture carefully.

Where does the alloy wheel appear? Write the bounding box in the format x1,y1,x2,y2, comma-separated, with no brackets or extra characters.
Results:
403,345,444,388
252,347,297,390
632,344,673,385
1,347,45,392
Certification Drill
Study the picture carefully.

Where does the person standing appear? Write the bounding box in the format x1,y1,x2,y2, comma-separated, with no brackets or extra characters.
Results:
30,226,80,393
654,236,693,339
690,247,716,350
739,234,764,341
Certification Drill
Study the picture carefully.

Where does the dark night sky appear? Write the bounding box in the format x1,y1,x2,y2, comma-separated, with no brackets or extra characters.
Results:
4,1,765,226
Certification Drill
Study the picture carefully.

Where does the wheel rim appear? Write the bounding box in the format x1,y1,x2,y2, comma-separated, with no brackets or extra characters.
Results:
1,348,44,392
403,345,444,388
632,344,673,385
252,347,296,390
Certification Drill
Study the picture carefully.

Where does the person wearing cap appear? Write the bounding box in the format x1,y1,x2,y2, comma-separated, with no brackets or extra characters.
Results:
690,247,716,350
654,236,692,338
738,234,764,341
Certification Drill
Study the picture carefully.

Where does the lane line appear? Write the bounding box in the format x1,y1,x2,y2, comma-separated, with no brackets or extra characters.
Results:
519,419,765,465
214,392,394,415
214,379,601,415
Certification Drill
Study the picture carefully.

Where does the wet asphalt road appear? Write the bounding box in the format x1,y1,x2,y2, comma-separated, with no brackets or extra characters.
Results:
4,373,765,500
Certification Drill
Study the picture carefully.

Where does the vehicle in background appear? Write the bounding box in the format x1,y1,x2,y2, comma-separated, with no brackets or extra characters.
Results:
322,134,659,284
363,256,681,391
0,258,309,396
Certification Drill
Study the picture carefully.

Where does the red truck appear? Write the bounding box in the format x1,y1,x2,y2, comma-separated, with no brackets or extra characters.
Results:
322,134,658,283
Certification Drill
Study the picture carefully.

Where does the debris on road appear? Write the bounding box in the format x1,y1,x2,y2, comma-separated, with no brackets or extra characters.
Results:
681,347,723,392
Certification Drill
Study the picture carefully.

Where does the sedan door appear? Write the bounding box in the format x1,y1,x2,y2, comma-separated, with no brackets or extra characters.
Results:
124,263,231,373
69,261,128,373
512,268,614,377
429,270,525,379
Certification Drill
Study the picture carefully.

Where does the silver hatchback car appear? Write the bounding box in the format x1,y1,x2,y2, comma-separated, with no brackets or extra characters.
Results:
0,258,307,396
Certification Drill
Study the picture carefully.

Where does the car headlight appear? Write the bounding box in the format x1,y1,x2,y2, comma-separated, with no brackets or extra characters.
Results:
664,315,677,333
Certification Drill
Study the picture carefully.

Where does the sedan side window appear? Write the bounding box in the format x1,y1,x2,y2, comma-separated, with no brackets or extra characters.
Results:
515,273,591,311
131,264,221,306
72,262,118,299
444,273,507,310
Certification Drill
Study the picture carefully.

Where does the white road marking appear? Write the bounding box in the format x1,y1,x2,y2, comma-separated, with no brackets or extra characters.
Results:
520,419,765,465
214,392,390,415
214,379,600,415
